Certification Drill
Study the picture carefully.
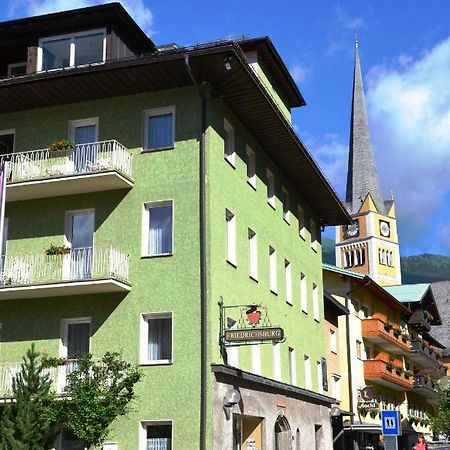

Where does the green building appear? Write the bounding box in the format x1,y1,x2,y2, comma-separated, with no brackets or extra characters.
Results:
0,3,350,449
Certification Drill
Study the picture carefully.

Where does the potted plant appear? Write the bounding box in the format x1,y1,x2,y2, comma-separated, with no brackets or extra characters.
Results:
386,362,394,371
393,328,402,337
369,408,380,419
48,139,74,152
384,322,393,332
401,332,410,342
404,370,413,378
45,243,71,256
395,367,403,376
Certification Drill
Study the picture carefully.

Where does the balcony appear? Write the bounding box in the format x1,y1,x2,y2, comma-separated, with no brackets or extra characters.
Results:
362,318,410,355
0,360,77,398
0,246,130,300
408,310,432,333
409,339,440,369
364,359,413,391
413,375,439,400
3,140,133,202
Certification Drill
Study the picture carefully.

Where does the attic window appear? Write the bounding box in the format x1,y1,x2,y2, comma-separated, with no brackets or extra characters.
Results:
38,29,106,71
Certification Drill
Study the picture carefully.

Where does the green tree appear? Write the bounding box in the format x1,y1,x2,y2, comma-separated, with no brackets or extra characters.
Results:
0,344,59,450
60,352,142,448
431,386,450,438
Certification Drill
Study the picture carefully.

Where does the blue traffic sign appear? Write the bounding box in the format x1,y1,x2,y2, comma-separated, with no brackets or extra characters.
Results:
381,410,401,436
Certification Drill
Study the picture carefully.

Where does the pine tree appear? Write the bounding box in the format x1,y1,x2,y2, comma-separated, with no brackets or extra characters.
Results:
0,344,59,449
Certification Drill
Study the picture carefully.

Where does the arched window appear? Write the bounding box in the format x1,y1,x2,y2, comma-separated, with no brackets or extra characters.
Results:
274,416,291,450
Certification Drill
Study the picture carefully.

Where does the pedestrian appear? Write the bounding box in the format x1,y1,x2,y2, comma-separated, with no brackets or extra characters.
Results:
412,433,428,450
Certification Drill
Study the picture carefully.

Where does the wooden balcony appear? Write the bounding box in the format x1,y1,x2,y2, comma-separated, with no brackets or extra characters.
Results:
362,318,410,355
412,375,439,400
408,310,432,332
364,359,413,391
409,339,441,369
0,246,130,300
3,140,133,202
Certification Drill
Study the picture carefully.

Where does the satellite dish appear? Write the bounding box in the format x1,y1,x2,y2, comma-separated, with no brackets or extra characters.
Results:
438,376,450,390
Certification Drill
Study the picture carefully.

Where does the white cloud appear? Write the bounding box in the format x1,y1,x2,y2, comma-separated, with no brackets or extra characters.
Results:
306,133,348,198
289,64,309,83
366,36,450,250
335,6,364,31
8,0,154,35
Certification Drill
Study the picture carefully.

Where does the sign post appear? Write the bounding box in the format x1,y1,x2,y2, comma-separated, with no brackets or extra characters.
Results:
381,410,401,450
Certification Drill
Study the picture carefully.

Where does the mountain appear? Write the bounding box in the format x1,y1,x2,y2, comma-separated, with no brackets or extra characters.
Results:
321,238,450,283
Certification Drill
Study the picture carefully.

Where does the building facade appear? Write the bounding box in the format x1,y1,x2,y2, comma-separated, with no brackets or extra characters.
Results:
0,4,351,449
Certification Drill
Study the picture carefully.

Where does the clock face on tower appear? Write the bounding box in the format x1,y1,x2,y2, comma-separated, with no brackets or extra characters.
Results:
379,220,390,238
345,220,359,238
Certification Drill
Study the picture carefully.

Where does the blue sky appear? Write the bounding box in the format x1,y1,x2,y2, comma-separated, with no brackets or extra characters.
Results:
2,1,449,256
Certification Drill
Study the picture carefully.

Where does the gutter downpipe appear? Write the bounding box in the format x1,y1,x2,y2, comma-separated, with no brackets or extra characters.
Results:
184,53,208,450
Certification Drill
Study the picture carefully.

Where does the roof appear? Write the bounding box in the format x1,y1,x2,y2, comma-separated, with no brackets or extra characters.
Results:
324,290,350,316
0,39,351,226
323,264,410,314
0,2,155,54
384,284,430,303
430,281,450,354
323,263,365,279
345,41,385,215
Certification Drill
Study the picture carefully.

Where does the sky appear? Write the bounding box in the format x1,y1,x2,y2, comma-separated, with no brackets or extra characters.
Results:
1,0,449,257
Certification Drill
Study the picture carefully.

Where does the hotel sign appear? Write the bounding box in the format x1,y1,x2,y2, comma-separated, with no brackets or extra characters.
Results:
224,327,284,343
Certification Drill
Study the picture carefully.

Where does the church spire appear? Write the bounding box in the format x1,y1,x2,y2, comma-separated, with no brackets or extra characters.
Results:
345,39,385,214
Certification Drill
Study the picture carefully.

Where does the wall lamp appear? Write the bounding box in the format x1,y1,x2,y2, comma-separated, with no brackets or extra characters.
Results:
223,388,241,420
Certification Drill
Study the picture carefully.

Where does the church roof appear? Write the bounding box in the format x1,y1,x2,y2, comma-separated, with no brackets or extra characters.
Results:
345,40,386,215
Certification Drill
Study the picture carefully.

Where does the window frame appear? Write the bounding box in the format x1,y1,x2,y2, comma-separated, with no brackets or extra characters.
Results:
266,168,276,209
139,420,173,450
226,209,237,267
140,312,173,366
245,145,256,188
282,186,290,224
223,119,236,167
143,106,176,152
68,117,99,143
248,228,258,281
37,28,107,72
59,317,91,359
142,200,174,258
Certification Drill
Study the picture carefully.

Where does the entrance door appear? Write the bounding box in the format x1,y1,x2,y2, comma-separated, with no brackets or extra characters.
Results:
69,119,98,172
233,415,264,450
66,211,94,280
274,416,291,450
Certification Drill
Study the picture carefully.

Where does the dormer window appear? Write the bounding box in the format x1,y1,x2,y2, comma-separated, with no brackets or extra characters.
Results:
38,29,106,71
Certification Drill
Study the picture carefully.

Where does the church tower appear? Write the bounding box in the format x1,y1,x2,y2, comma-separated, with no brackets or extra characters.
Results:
335,40,402,286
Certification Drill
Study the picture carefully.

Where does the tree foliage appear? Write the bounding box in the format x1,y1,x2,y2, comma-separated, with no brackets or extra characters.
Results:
60,352,142,448
431,386,450,438
0,344,59,450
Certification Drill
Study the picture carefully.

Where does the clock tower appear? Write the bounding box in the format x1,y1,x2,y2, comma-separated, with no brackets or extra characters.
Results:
335,40,402,286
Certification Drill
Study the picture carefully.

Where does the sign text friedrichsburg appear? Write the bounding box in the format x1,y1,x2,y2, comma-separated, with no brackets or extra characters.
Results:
224,327,284,343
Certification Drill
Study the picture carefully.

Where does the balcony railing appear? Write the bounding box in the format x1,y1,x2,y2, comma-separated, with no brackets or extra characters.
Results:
0,360,78,397
410,338,441,369
362,318,410,354
0,246,129,287
408,310,432,332
3,140,132,182
413,375,439,399
364,359,413,391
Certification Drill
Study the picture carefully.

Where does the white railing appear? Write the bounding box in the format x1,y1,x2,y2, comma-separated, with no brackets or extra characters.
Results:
0,246,129,286
0,360,78,396
1,140,132,182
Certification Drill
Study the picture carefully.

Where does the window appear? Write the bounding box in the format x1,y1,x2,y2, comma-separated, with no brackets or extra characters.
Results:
69,118,99,172
269,246,277,293
60,318,90,359
304,355,312,389
330,329,337,354
144,107,175,151
310,219,318,251
69,118,98,144
246,145,256,188
0,129,15,157
317,360,323,394
285,260,292,305
7,63,26,78
273,342,281,381
300,273,307,313
282,187,290,223
226,317,239,367
312,283,319,321
251,343,261,375
140,313,172,364
223,119,235,166
289,347,297,386
226,210,237,266
39,29,106,71
248,228,258,280
332,374,341,401
143,202,173,256
266,168,275,208
140,422,172,450
297,205,305,239
356,340,362,360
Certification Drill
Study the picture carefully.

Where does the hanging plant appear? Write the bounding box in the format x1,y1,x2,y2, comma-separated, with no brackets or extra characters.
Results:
369,408,380,419
45,243,71,256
